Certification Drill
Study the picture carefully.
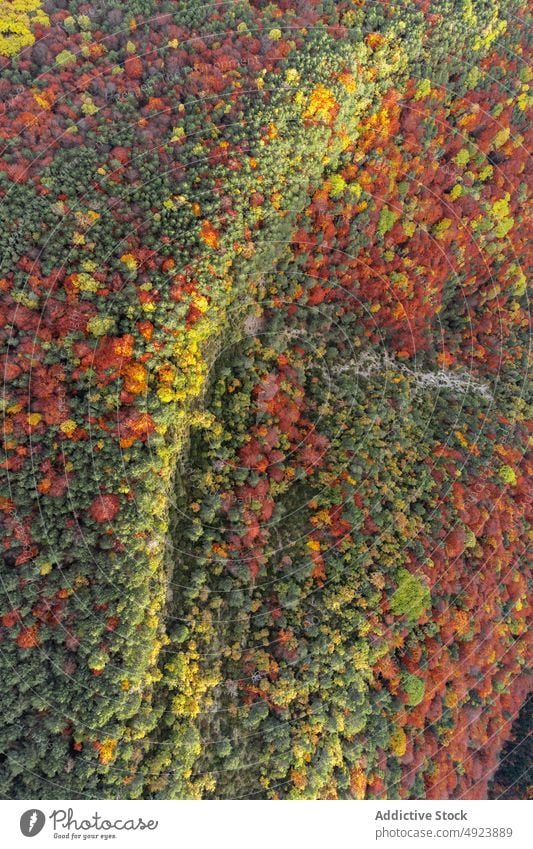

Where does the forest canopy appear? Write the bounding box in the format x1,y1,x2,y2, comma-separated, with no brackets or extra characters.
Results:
0,0,530,801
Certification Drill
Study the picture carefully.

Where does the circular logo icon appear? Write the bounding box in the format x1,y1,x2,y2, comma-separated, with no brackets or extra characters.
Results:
20,810,46,837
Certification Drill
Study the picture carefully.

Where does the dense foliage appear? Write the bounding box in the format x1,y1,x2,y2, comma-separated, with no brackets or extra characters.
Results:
0,0,530,799
489,698,532,799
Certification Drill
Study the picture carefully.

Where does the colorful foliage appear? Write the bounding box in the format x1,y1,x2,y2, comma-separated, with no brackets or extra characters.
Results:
0,0,530,801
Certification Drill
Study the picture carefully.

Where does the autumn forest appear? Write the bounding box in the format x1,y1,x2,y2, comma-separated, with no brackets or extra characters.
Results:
0,0,531,801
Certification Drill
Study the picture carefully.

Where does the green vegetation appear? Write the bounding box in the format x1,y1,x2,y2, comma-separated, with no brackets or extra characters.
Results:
390,570,431,623
0,0,530,801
